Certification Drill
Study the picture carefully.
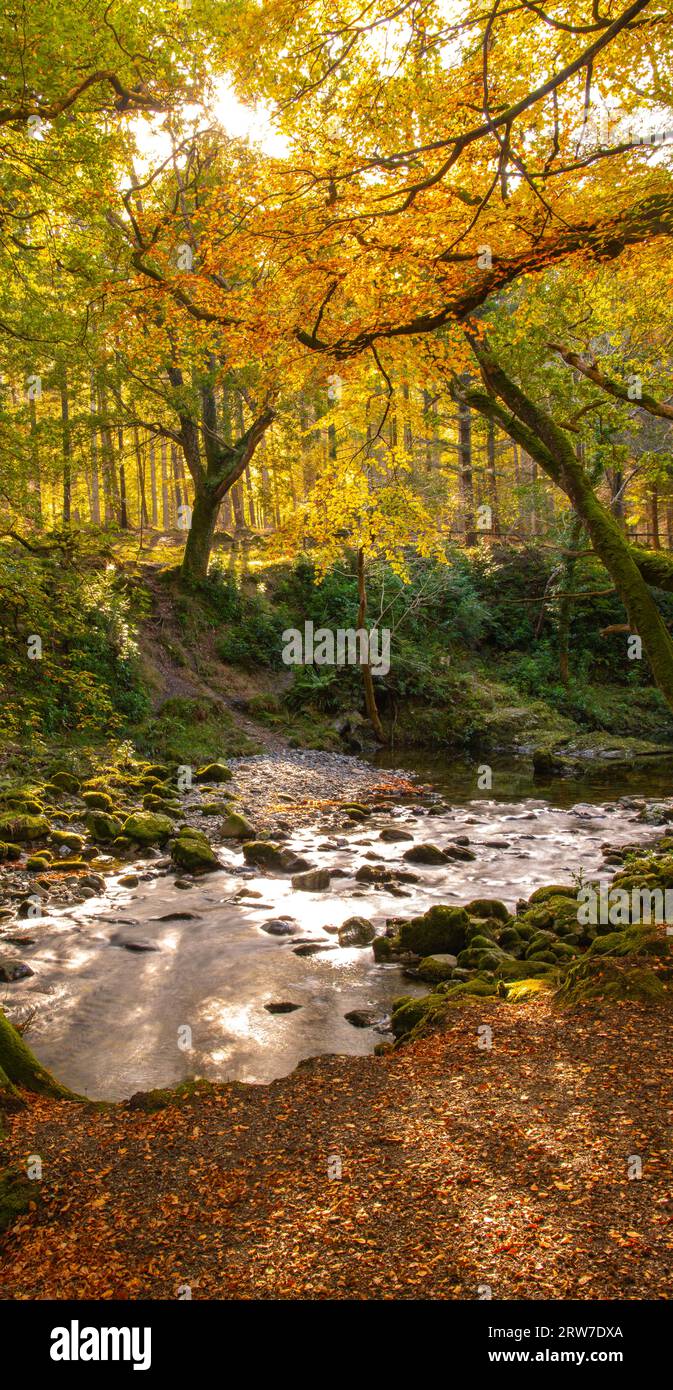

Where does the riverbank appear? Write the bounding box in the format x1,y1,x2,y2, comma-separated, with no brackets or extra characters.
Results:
2,991,672,1299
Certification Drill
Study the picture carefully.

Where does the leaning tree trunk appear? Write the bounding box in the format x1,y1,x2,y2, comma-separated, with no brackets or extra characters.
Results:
466,339,673,716
0,1009,79,1104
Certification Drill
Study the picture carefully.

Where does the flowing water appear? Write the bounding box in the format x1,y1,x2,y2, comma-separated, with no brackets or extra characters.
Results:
9,754,671,1100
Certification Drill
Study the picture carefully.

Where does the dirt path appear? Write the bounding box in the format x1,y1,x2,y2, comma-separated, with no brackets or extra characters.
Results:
2,996,672,1300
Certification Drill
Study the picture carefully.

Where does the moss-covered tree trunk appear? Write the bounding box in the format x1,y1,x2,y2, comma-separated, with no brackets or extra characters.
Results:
465,338,673,715
0,1009,78,1103
181,487,219,585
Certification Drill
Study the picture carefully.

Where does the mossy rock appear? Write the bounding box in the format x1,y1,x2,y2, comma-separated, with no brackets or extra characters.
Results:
49,858,87,872
125,1078,215,1113
3,796,45,816
465,898,510,923
0,842,21,862
26,855,52,871
465,919,497,945
81,790,114,812
468,933,500,952
499,926,524,950
391,993,446,1039
242,840,293,871
200,800,234,816
0,1167,35,1234
221,812,256,839
525,929,558,956
445,978,498,998
50,830,85,852
495,957,554,981
0,814,50,843
416,954,458,983
142,793,180,816
49,770,81,793
528,884,578,905
372,935,398,963
556,955,667,1005
588,926,670,959
122,812,173,846
171,828,220,872
402,843,447,865
86,811,123,842
195,763,233,784
397,905,469,957
144,763,171,780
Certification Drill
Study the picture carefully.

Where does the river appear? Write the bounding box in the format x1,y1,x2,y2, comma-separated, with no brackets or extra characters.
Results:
10,753,669,1099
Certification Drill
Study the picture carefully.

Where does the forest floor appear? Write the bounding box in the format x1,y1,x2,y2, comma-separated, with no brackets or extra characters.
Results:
2,994,672,1300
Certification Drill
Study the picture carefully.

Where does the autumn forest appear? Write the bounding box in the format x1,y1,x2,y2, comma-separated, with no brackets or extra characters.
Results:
1,0,673,1326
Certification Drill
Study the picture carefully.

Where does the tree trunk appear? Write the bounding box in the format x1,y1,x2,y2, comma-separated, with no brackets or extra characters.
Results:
466,343,673,713
118,423,129,528
60,369,72,524
486,417,500,534
357,547,386,743
29,395,42,526
458,398,476,543
89,372,101,526
181,488,219,585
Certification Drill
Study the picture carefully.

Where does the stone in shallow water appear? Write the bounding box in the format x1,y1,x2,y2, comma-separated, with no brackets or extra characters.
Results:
0,956,35,982
291,868,331,891
264,1001,301,1014
110,934,159,953
344,1009,380,1028
293,941,337,956
338,916,376,947
403,843,448,865
379,827,414,842
261,919,297,936
150,911,200,922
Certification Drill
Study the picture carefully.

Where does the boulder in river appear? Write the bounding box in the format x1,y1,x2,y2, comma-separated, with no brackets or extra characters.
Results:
261,918,298,936
379,828,414,842
444,843,477,862
291,868,331,891
243,840,295,871
338,916,376,947
171,828,220,872
344,1008,380,1028
0,957,35,982
403,843,448,865
355,864,395,884
397,905,470,956
264,1001,301,1014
